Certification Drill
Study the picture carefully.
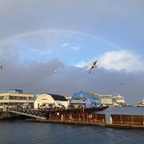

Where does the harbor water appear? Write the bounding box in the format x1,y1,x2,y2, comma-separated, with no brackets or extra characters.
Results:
0,120,144,144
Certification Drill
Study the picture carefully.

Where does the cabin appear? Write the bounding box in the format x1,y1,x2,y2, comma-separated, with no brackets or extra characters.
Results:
69,91,101,108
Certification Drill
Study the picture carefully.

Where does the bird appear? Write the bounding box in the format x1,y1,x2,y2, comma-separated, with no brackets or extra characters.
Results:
89,61,97,73
0,65,3,70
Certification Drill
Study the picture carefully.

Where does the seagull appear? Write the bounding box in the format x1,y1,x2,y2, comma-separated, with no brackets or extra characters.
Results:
0,65,3,70
89,61,97,73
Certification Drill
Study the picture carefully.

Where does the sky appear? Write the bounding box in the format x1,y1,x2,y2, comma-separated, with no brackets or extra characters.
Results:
0,0,144,104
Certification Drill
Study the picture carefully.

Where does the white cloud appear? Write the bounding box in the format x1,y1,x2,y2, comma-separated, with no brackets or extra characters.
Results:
99,50,144,72
75,61,91,68
70,46,80,51
30,48,54,55
61,43,70,47
75,50,144,72
61,42,80,52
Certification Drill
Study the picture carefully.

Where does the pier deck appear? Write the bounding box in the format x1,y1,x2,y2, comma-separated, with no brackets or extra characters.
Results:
7,106,108,119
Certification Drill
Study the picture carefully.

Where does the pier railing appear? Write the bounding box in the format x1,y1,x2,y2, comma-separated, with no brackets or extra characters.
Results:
8,108,47,120
6,106,108,121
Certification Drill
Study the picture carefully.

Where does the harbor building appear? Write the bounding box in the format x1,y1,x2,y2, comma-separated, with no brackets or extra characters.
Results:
99,95,113,106
34,93,69,109
69,91,101,108
95,106,144,126
87,92,126,107
0,89,34,108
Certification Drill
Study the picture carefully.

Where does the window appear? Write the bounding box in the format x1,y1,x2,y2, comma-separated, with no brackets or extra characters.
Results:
0,96,4,100
3,96,9,100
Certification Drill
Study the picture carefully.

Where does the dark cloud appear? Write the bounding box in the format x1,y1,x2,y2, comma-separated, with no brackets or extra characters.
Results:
0,57,143,104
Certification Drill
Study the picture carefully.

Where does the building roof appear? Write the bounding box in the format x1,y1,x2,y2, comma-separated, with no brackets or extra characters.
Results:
95,107,144,115
72,91,96,101
47,93,67,101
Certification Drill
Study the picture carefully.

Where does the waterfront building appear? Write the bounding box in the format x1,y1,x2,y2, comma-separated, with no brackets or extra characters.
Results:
92,94,113,106
0,89,34,108
34,94,42,100
69,91,101,108
65,96,72,101
34,93,69,109
95,107,144,126
89,92,126,107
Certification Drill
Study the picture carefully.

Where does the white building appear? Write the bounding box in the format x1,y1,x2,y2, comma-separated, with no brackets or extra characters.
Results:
65,96,72,103
92,93,126,106
34,93,69,109
0,89,34,108
99,95,113,106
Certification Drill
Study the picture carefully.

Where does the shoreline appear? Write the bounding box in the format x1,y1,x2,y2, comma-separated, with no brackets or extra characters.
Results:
1,106,144,130
25,118,144,130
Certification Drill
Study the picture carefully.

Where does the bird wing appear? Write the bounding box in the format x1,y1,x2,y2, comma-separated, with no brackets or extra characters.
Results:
93,61,97,66
89,67,92,73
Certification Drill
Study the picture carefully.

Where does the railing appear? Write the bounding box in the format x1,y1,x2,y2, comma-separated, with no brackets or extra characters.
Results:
7,106,109,120
8,108,47,120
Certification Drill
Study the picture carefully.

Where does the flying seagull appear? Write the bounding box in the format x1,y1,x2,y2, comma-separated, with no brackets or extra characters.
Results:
89,61,97,73
0,65,3,69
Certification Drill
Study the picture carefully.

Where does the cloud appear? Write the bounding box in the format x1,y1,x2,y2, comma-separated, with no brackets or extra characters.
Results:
0,0,144,104
99,50,144,72
75,50,144,73
61,42,81,51
0,50,144,103
70,46,80,51
75,61,91,69
30,48,54,55
61,43,70,47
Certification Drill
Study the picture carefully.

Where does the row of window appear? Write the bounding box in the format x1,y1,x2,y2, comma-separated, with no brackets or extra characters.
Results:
70,99,88,103
0,96,34,100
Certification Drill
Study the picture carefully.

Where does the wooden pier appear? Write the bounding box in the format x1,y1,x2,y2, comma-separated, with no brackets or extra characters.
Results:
2,106,144,129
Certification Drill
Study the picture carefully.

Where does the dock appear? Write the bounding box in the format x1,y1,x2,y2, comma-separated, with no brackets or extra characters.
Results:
1,106,144,129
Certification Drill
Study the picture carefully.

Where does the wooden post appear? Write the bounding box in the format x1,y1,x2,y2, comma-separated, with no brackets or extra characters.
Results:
61,114,63,121
83,107,85,123
131,115,133,125
120,115,122,125
96,114,97,123
87,113,88,122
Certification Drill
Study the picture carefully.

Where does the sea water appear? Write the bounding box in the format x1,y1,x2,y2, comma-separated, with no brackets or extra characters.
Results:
0,120,144,144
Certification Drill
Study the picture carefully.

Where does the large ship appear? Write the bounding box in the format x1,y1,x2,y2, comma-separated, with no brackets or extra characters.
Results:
137,98,144,107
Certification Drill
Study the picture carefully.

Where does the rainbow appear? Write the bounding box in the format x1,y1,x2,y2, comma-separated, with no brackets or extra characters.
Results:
0,28,120,49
